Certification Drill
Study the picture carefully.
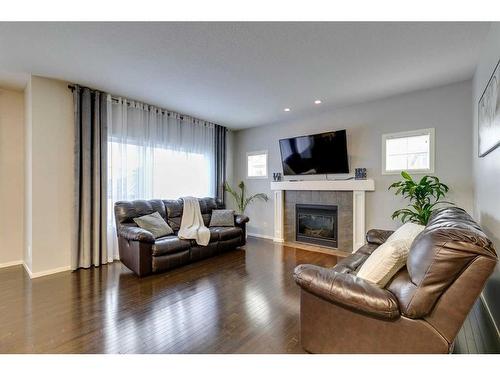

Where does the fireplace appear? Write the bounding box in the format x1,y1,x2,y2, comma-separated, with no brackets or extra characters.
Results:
296,204,338,248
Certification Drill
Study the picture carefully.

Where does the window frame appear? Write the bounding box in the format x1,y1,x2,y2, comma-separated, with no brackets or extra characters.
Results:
381,128,435,175
246,150,268,179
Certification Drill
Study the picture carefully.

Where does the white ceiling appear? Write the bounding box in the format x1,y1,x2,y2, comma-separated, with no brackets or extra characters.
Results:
0,22,490,129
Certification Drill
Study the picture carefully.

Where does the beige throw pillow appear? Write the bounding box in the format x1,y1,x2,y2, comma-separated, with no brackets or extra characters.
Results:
356,239,410,287
386,222,425,247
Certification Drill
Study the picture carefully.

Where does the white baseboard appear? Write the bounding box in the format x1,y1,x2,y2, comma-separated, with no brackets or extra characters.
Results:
23,262,71,279
0,260,23,269
247,232,276,241
23,262,33,278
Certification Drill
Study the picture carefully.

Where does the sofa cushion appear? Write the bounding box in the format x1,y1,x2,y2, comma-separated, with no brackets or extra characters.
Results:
162,199,183,232
133,211,173,239
209,209,235,227
208,228,220,242
199,197,218,226
386,222,425,247
152,236,191,256
186,230,220,248
356,239,410,287
115,199,167,224
163,197,221,230
211,227,242,241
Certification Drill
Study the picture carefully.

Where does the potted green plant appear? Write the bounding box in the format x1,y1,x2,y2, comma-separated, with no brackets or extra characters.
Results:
224,181,269,214
389,171,452,225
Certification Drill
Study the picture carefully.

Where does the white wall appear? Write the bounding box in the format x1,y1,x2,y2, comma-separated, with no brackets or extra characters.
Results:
233,80,473,238
0,88,24,266
472,23,500,331
24,75,74,275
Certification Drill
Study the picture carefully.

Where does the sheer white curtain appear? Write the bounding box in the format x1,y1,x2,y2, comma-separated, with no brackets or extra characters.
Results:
107,96,215,259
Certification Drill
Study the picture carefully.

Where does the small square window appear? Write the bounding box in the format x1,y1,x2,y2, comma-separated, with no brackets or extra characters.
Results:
382,128,435,175
247,151,268,179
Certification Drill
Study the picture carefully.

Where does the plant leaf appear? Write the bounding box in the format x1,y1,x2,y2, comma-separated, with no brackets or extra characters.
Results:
401,171,412,181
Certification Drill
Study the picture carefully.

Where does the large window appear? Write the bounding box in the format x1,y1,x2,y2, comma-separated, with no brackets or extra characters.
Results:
382,128,435,175
247,150,268,178
152,147,211,198
107,142,212,204
106,98,218,260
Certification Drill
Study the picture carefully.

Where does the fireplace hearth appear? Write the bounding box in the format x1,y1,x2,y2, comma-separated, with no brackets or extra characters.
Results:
296,204,338,248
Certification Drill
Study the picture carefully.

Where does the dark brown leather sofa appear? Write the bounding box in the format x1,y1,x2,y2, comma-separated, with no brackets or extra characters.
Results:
294,207,498,353
114,197,248,277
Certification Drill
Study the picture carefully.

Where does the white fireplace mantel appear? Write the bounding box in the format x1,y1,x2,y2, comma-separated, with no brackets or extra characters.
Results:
270,179,375,252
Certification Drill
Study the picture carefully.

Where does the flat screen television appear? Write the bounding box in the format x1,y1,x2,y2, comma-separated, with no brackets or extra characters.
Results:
279,130,349,175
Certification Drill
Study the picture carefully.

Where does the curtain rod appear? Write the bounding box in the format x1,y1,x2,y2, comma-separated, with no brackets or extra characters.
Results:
67,84,177,118
67,84,225,128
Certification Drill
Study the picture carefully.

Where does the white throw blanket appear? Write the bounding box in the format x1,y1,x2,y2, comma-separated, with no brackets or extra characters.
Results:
178,197,210,246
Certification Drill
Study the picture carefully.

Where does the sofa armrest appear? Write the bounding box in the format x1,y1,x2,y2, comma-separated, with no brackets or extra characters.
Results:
294,264,400,320
235,214,249,225
366,229,394,245
118,225,155,244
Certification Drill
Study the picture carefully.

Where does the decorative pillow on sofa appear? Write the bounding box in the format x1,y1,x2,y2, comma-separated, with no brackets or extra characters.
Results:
356,239,410,287
133,211,173,239
209,209,235,227
386,222,425,247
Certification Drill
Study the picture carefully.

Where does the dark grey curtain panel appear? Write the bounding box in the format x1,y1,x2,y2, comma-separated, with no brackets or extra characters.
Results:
73,86,108,270
214,125,227,204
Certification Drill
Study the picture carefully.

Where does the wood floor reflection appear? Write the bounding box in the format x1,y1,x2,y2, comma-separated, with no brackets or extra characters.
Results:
0,237,338,353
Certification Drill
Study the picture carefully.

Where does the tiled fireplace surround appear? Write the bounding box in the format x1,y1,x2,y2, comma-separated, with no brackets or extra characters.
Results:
270,179,375,253
284,191,353,252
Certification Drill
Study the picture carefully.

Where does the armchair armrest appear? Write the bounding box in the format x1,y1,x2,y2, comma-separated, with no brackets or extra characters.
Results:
294,264,400,320
117,225,155,244
235,214,249,225
366,229,394,245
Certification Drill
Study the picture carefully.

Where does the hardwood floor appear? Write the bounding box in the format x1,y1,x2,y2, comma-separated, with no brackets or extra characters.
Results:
0,237,338,354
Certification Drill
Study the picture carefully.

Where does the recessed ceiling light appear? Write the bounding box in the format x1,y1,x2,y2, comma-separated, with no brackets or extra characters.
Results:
284,108,291,112
314,99,322,104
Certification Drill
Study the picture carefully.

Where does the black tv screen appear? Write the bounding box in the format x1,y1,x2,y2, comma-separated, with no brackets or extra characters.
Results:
279,130,349,175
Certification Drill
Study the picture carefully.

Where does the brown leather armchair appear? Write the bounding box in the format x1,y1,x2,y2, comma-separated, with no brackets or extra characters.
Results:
294,207,498,353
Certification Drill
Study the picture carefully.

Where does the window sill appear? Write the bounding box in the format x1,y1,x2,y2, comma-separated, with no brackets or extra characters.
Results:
247,176,268,180
382,168,434,176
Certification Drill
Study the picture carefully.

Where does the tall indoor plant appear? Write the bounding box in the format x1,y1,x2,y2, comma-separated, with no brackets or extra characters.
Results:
224,181,269,214
389,171,452,225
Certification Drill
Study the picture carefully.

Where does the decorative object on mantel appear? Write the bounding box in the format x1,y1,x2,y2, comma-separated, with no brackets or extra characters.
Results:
272,172,283,181
354,168,367,180
389,171,452,225
478,58,500,157
224,181,269,214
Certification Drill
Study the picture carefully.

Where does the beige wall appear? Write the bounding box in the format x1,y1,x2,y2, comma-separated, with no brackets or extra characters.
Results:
0,88,24,266
24,79,32,269
233,80,473,238
472,23,500,331
25,75,74,275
